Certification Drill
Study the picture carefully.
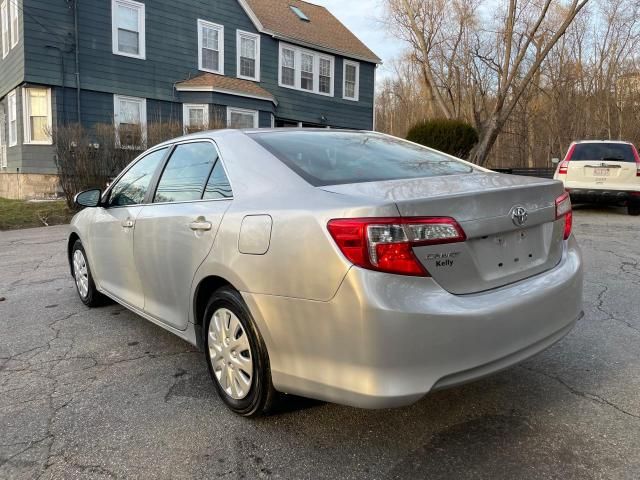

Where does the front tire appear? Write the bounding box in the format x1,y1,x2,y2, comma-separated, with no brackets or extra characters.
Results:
71,240,106,307
204,287,276,417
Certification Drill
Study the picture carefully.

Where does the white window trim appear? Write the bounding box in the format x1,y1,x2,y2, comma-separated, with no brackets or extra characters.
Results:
0,112,6,168
227,107,258,129
7,90,17,147
1,1,8,59
236,30,260,82
278,42,334,97
22,87,53,145
9,0,17,48
198,19,224,75
113,94,147,148
182,103,209,134
343,60,360,102
111,0,146,60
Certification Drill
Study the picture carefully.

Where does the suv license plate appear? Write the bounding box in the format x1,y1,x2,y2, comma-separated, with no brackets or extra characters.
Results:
593,168,610,176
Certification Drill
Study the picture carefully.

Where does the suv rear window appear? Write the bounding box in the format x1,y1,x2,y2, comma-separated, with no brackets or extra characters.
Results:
249,131,475,186
569,143,637,162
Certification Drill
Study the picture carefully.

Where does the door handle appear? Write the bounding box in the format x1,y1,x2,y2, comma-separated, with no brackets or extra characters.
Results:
121,219,135,228
189,219,212,231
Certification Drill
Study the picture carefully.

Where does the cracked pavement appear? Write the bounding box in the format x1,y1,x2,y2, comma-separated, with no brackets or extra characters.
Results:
1,206,639,479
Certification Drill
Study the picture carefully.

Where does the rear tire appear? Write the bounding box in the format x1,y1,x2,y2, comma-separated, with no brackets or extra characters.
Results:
203,287,276,417
628,201,640,216
71,240,107,307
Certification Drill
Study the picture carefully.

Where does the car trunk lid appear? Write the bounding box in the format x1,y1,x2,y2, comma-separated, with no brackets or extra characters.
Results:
322,172,567,294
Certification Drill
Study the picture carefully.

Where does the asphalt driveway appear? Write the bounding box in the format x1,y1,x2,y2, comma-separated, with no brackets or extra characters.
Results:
1,207,639,479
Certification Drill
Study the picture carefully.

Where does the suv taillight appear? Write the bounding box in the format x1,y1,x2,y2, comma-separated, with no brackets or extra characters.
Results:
558,144,575,175
556,192,572,240
633,145,640,177
327,217,466,277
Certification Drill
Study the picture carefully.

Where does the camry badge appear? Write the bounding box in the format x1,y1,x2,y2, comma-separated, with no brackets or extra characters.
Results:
511,206,528,227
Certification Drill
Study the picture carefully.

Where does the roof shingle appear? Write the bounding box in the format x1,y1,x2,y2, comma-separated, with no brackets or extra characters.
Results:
243,0,381,63
175,73,277,104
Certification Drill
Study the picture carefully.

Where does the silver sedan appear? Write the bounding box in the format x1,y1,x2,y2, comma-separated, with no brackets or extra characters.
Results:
68,129,583,416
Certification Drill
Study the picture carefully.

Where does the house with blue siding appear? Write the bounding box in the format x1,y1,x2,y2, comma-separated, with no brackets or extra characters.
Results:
0,0,380,198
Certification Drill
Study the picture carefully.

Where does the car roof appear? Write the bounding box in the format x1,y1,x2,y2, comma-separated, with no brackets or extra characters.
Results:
572,140,635,145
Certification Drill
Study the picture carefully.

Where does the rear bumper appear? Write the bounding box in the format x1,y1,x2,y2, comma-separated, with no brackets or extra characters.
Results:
568,188,639,205
243,237,583,409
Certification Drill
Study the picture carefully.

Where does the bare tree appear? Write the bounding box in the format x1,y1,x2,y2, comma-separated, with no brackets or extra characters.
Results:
386,0,591,166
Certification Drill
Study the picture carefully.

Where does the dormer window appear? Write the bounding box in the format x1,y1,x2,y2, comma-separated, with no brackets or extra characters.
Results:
290,5,310,22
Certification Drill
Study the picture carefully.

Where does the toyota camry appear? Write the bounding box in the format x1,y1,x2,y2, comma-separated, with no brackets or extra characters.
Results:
68,129,584,416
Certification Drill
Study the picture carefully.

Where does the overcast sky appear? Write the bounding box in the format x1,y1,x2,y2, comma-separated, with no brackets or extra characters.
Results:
311,0,407,78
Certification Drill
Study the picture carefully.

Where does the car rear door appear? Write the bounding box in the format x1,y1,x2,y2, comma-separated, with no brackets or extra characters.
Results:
564,143,640,190
133,140,233,331
89,147,169,308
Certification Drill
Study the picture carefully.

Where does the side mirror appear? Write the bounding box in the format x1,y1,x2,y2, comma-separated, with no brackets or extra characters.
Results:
74,189,102,208
551,158,560,165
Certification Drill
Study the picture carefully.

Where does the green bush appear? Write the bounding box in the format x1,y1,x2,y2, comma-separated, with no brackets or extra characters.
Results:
407,119,479,159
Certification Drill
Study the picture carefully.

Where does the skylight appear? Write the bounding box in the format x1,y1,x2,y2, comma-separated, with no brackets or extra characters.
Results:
290,5,310,22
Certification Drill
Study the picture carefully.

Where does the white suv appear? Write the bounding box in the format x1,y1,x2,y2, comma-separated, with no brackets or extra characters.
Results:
554,140,640,216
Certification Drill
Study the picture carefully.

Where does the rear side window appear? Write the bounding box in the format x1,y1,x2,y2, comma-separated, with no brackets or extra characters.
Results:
249,131,475,186
569,143,637,162
203,161,233,199
109,147,167,207
154,142,218,203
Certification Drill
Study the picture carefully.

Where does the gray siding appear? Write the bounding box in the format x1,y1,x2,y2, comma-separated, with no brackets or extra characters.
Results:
0,0,25,98
10,0,376,174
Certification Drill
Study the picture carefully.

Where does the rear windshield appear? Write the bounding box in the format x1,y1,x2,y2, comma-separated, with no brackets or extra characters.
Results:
249,131,475,186
570,143,637,162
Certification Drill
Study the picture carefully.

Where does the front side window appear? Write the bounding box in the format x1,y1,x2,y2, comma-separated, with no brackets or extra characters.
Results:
237,30,259,81
343,61,359,101
114,95,147,148
278,43,334,96
9,0,17,48
112,0,145,59
154,142,218,203
250,131,475,187
108,147,167,207
227,108,258,129
1,1,8,58
23,88,52,144
7,90,16,146
183,104,209,134
199,20,224,74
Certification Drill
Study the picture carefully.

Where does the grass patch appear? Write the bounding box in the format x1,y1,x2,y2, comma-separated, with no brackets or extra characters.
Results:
0,198,74,231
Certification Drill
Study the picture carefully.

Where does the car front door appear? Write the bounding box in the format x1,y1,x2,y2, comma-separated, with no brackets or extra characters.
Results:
89,147,169,308
134,141,233,330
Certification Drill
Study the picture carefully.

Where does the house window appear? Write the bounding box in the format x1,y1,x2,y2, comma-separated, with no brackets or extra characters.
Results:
114,95,147,147
112,0,145,59
343,60,360,101
278,43,334,97
198,19,224,74
280,47,295,87
227,108,258,129
9,0,17,48
23,88,52,145
7,90,16,146
237,30,260,81
1,1,8,59
183,104,209,134
300,53,314,91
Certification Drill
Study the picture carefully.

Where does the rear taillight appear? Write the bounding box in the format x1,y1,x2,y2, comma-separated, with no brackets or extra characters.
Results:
327,217,466,277
558,144,575,175
633,145,640,177
555,192,572,240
